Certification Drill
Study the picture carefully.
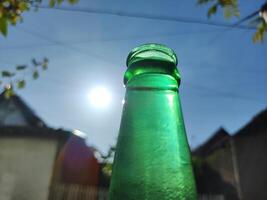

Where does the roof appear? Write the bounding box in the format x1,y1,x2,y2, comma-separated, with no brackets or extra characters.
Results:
234,108,267,138
193,127,230,157
0,126,70,139
0,91,46,128
192,108,267,157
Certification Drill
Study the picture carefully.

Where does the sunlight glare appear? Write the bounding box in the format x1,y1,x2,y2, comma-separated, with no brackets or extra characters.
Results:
88,86,111,108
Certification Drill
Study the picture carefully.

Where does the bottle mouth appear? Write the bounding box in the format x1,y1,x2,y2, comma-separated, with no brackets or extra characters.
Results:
125,43,180,86
126,43,178,68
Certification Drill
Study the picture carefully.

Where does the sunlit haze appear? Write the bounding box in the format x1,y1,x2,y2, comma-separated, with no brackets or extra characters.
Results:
88,87,112,108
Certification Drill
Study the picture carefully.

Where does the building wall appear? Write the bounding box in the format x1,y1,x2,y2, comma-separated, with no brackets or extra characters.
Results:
234,132,267,200
194,132,267,200
0,136,58,200
194,143,239,200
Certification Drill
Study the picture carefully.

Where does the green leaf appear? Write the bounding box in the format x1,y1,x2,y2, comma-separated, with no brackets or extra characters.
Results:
19,2,30,11
253,21,267,43
102,163,112,177
4,88,14,99
197,0,214,5
33,70,39,79
223,5,239,19
16,65,27,70
2,71,15,77
17,80,26,89
207,5,217,18
0,17,8,37
32,58,39,66
220,0,239,19
42,62,48,70
57,0,64,5
68,0,79,5
41,57,49,70
44,57,49,63
49,0,56,7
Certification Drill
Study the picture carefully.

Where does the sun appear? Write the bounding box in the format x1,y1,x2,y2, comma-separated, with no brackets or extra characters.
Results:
88,86,111,108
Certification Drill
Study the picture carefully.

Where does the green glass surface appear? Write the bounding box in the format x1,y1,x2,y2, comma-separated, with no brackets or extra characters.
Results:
109,44,197,200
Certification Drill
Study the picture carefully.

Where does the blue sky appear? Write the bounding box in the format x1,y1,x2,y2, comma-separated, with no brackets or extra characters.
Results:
0,0,266,153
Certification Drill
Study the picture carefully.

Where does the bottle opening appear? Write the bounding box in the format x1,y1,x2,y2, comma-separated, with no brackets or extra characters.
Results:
125,43,180,86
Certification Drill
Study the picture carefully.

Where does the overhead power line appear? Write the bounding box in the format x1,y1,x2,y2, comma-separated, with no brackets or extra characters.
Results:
183,81,265,104
11,26,265,105
1,29,223,50
202,1,267,45
37,5,256,30
16,27,115,65
233,1,267,26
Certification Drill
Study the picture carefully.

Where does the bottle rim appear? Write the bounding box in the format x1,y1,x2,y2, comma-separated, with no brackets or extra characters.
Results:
126,43,178,67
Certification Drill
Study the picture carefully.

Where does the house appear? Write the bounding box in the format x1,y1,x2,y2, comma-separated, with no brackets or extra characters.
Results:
0,91,70,200
0,90,109,200
0,90,45,127
193,108,267,200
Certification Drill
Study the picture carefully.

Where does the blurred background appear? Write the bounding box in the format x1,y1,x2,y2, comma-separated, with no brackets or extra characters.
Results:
0,0,266,200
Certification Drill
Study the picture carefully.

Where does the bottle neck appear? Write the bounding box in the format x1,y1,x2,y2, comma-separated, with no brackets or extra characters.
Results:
124,60,181,86
126,73,179,91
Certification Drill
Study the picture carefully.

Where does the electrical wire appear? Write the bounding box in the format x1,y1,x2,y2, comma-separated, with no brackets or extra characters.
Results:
4,26,265,105
37,5,256,30
1,29,223,50
183,81,265,104
16,27,115,65
204,1,267,45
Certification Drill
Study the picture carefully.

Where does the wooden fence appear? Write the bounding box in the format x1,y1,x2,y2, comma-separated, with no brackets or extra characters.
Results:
49,184,224,200
48,183,109,200
198,194,225,200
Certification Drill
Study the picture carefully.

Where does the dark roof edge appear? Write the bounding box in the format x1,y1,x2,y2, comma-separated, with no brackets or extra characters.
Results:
233,107,267,138
0,91,46,127
0,126,71,139
192,127,230,156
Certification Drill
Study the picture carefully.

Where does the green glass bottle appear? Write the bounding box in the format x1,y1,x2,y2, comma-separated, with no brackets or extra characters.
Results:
109,44,197,200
